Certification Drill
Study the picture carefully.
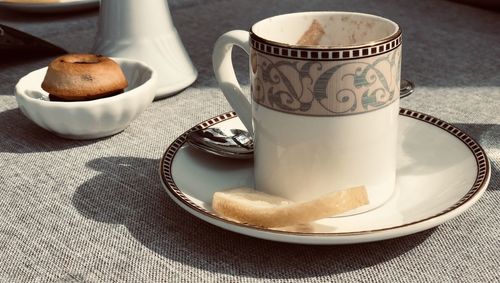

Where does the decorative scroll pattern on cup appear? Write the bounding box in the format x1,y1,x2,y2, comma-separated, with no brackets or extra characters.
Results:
251,46,401,116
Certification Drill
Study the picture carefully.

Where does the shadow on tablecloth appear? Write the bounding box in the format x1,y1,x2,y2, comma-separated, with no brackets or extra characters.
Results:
0,108,102,153
72,156,440,278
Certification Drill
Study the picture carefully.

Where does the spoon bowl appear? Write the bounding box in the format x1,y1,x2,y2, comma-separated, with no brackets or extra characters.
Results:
187,127,254,159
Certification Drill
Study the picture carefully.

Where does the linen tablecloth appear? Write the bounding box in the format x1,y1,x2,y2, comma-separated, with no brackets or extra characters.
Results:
0,0,499,281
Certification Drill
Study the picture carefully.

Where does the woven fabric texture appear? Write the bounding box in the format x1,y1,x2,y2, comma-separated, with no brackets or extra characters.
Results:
0,0,499,282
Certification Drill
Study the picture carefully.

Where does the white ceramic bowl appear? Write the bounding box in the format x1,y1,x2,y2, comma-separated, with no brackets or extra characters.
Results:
15,58,158,140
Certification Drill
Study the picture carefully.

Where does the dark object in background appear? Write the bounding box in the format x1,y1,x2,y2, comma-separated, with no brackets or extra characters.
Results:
451,0,500,11
0,24,66,62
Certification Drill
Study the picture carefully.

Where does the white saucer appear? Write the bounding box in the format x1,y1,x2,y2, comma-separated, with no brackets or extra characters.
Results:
159,108,491,245
0,0,99,13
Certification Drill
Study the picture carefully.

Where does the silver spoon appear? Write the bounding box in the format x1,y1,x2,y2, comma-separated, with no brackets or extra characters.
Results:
187,127,254,159
400,79,415,98
188,80,415,159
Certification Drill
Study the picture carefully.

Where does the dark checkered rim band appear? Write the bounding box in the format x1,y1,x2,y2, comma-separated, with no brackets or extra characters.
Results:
250,32,402,60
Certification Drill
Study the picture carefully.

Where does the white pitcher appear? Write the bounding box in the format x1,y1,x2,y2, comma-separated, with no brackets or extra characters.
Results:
93,0,197,99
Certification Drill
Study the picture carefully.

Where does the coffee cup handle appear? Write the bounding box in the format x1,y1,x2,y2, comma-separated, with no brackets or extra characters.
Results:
213,30,253,135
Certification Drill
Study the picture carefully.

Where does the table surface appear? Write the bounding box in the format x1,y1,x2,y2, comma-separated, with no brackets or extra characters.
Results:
1,0,499,282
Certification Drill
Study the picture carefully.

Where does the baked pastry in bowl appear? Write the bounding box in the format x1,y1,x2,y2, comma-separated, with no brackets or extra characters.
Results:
15,56,157,139
41,54,128,101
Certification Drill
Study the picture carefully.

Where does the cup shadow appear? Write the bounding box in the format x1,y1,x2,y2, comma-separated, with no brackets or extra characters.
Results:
397,121,498,179
73,156,435,279
0,108,101,153
453,123,499,191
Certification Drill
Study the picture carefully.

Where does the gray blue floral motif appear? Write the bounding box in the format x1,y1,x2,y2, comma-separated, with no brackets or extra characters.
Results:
251,47,401,116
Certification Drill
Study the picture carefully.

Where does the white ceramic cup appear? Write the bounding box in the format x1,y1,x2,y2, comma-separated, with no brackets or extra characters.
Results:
213,11,402,214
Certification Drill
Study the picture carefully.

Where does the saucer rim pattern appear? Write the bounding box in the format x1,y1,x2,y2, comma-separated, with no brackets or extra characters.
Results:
159,108,490,237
